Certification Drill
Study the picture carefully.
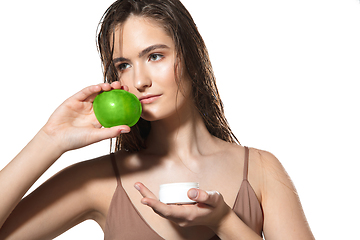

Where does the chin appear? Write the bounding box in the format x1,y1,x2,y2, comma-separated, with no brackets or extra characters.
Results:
140,108,180,123
140,97,192,122
140,113,157,122
140,112,168,122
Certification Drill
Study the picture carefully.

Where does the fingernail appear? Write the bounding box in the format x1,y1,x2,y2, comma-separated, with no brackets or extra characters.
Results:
188,189,198,199
121,129,130,134
134,184,140,191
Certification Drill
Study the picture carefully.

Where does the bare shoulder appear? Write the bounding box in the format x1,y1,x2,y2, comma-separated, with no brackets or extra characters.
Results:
249,148,287,175
227,146,293,203
0,153,122,239
208,140,287,182
51,153,116,191
246,148,315,239
247,148,294,191
40,153,120,219
250,148,294,191
61,152,130,224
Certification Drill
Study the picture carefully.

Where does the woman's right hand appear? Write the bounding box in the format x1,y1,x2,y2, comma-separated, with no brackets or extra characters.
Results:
41,82,131,153
0,82,131,229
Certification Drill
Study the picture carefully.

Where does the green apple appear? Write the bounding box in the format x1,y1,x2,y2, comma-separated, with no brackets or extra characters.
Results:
93,89,142,128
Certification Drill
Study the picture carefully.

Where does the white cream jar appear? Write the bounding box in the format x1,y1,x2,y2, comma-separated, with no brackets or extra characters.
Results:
159,182,199,205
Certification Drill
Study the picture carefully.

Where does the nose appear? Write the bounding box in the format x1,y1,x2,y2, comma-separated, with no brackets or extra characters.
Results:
133,63,152,92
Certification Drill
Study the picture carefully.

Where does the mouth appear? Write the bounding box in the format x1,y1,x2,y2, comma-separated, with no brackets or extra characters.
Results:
139,94,162,104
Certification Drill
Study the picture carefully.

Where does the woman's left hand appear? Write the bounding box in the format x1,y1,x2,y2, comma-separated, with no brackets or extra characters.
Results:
134,182,231,228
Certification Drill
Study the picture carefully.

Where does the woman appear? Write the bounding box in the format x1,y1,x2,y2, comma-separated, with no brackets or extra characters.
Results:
0,0,314,239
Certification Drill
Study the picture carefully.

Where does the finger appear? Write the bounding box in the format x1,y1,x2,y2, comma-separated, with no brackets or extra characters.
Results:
134,182,157,200
140,197,175,217
121,85,129,91
76,83,116,103
110,81,121,89
134,182,177,217
98,83,112,91
90,125,130,143
188,189,222,207
73,85,102,102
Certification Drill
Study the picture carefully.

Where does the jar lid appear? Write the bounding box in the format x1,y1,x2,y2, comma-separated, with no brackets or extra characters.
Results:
159,182,199,204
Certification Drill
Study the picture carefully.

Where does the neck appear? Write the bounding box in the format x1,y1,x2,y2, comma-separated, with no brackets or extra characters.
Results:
144,105,216,159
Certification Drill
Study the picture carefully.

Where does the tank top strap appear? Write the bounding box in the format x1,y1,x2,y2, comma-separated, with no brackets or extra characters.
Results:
243,146,250,180
110,153,121,185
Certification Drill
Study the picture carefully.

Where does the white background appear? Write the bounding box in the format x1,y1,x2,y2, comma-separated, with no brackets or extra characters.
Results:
1,0,359,239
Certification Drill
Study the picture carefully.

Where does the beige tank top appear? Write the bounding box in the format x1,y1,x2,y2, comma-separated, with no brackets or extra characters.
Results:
104,146,263,239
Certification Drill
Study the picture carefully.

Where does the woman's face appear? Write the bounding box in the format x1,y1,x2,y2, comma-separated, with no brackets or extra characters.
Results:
112,16,192,122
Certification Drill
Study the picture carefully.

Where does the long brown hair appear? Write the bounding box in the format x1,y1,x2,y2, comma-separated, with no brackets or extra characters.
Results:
97,0,239,152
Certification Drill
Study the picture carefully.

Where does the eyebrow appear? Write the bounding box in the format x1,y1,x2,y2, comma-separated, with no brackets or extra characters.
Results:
113,44,170,64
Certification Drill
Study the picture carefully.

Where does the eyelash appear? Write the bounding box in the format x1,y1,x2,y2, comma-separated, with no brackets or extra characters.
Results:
149,53,164,62
117,63,130,72
116,53,164,72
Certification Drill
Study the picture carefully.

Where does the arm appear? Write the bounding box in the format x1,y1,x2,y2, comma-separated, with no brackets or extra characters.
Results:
135,149,315,240
213,150,315,239
0,82,129,232
0,158,111,240
258,150,315,240
0,130,63,229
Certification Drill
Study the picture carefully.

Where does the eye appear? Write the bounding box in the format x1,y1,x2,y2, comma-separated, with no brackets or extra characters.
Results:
149,53,164,62
117,63,131,71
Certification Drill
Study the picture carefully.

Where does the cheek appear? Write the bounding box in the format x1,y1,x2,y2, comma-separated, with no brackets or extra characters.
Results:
152,63,177,89
117,74,132,91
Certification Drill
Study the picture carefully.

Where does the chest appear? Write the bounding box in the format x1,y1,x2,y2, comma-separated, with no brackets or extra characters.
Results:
116,162,243,239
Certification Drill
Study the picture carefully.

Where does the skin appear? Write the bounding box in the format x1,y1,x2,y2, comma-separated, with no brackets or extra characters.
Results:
0,16,315,240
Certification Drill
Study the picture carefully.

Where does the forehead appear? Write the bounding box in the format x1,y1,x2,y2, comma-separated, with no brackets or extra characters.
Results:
112,16,175,57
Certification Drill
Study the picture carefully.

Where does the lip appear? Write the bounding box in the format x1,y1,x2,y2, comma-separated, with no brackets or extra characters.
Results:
139,94,162,104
